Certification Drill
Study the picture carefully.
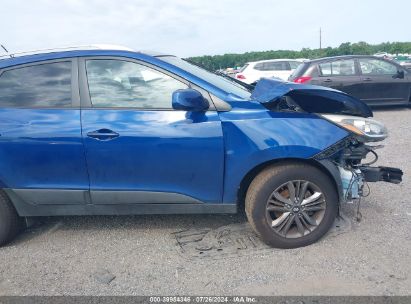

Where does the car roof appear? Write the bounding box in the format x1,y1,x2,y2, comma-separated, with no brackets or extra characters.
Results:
304,55,383,64
247,58,301,65
0,44,173,68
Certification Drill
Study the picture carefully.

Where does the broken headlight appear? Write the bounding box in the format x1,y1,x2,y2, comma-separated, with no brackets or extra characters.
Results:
322,114,387,142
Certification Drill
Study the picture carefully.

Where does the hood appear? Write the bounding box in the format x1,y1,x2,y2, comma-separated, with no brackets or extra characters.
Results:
250,78,373,117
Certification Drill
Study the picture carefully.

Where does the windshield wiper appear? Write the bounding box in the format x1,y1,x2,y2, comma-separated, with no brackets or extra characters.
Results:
183,59,255,92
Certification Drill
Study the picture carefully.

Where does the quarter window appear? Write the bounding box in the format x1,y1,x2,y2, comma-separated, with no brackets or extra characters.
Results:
86,59,188,108
359,58,398,75
0,62,72,107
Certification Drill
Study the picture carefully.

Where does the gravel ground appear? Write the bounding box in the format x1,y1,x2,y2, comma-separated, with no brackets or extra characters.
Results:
0,107,410,296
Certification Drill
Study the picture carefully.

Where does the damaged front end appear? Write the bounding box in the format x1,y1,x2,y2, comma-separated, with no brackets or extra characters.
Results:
314,134,403,206
252,78,403,207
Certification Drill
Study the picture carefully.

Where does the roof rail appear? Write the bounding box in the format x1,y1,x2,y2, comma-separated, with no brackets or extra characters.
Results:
0,44,134,60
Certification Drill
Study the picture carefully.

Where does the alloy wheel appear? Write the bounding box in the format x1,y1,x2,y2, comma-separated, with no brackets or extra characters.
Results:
265,180,326,239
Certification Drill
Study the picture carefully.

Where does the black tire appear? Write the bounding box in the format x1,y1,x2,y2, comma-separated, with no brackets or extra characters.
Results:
0,191,22,246
245,162,338,249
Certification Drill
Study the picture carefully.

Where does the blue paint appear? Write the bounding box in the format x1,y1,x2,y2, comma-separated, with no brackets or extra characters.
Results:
0,49,352,208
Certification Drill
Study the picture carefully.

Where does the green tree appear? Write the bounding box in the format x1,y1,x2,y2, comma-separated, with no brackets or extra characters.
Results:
187,41,411,70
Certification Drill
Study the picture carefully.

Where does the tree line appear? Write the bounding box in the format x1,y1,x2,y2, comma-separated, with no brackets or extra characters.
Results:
187,41,411,70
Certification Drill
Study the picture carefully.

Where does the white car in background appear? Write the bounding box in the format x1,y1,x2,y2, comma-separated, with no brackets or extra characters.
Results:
235,59,305,84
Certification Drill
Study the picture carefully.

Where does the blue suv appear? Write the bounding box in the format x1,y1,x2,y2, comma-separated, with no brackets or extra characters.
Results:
0,45,402,248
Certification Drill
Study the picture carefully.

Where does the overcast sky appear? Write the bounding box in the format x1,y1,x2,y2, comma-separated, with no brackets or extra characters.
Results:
0,0,409,58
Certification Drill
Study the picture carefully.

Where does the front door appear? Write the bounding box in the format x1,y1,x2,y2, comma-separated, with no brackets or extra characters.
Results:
79,58,224,205
357,58,410,104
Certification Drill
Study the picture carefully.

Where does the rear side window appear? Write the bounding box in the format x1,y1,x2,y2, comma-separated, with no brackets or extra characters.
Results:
265,61,289,71
255,61,289,71
254,63,265,71
0,62,72,107
319,59,355,76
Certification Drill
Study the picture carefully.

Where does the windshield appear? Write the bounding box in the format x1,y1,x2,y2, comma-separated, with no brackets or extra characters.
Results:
159,56,251,100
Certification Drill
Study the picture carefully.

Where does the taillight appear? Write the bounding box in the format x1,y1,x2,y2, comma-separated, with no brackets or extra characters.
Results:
236,73,246,80
294,76,312,83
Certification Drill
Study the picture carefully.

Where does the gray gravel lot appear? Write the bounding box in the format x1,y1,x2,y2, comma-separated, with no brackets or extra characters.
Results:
0,107,410,296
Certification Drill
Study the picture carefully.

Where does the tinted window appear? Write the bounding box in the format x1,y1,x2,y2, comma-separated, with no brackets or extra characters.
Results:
0,62,72,107
254,63,265,71
254,61,289,71
86,60,188,108
359,58,398,75
264,62,289,71
319,59,355,76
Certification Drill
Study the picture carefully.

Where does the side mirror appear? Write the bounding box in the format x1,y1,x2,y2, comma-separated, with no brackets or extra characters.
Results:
172,89,209,111
394,70,405,79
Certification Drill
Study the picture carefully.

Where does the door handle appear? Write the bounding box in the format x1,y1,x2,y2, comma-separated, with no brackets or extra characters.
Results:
323,78,332,83
87,129,119,141
363,77,372,81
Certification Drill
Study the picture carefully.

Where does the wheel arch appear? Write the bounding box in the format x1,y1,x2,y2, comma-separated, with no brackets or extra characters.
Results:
237,158,343,211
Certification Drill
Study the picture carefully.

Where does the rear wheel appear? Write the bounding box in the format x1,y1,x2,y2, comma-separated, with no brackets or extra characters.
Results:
245,162,338,248
0,191,23,246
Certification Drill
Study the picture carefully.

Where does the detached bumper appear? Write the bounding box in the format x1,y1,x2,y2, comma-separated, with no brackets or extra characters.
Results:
360,166,403,184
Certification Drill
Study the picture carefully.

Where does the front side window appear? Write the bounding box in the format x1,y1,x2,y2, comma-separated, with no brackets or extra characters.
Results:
86,59,188,108
319,59,355,76
359,58,398,75
0,61,72,107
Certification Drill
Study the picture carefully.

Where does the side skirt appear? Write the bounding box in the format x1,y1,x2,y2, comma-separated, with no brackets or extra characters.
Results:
4,189,237,216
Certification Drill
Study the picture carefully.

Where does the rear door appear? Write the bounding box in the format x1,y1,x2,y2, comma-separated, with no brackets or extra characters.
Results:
317,59,362,97
357,58,410,104
79,57,225,205
0,59,89,206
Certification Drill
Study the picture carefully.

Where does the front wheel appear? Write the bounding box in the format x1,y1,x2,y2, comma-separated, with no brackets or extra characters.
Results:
245,163,338,249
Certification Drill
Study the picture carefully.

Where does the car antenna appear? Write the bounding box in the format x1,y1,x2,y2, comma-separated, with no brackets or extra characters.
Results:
1,44,14,58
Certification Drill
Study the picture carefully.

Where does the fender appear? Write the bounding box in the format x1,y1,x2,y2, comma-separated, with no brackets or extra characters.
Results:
219,105,349,204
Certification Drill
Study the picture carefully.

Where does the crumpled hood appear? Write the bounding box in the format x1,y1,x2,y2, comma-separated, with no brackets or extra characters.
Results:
251,78,373,117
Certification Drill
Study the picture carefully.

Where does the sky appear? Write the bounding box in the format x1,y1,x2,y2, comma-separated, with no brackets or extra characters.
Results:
0,0,409,58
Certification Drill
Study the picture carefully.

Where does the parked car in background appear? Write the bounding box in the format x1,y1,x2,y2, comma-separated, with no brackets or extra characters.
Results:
0,46,402,248
400,60,411,71
289,55,411,106
236,59,304,84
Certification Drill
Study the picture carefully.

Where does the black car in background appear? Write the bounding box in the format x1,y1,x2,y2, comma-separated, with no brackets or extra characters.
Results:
288,55,411,106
